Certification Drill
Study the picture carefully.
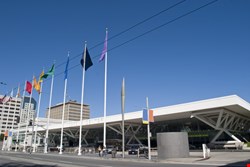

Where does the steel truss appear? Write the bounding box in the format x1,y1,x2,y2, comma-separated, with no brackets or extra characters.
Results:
192,108,250,143
107,122,142,145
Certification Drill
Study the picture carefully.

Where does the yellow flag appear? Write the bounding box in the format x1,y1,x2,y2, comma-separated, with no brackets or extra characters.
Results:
33,77,41,93
39,70,44,83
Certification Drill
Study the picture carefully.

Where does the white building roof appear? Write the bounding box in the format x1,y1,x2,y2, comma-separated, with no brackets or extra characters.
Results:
27,95,250,132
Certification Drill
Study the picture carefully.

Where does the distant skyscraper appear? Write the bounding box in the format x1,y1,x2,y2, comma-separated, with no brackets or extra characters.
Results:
20,96,37,123
46,100,90,121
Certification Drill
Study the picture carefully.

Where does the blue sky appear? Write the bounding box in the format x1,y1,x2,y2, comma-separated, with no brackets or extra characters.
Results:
0,0,250,118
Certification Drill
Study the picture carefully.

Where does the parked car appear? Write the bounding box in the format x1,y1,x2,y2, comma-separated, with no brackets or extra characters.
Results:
106,145,114,154
127,144,147,155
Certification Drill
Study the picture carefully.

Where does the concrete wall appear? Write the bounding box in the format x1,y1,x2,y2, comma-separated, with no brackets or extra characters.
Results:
157,132,189,159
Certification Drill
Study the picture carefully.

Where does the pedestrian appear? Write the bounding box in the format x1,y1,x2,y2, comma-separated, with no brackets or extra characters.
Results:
103,147,107,157
98,145,102,157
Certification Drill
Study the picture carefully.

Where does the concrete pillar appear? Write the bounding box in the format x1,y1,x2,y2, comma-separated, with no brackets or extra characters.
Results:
157,132,189,159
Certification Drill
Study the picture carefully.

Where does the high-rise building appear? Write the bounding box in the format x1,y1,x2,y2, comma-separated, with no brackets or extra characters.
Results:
0,95,21,135
0,95,36,135
46,100,90,121
20,96,37,123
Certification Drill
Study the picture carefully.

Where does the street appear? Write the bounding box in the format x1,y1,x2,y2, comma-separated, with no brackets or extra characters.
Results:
0,151,219,167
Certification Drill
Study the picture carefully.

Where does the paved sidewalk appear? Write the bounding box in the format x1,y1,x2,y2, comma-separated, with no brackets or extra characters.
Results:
50,150,250,166
4,150,250,166
73,150,250,166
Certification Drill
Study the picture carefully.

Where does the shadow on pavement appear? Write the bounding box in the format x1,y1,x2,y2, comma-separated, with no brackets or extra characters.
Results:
219,159,250,167
0,162,57,167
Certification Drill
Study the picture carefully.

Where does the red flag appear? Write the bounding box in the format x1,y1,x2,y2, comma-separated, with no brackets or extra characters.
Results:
26,81,32,94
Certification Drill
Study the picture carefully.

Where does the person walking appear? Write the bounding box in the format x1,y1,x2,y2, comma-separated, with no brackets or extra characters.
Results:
98,145,102,157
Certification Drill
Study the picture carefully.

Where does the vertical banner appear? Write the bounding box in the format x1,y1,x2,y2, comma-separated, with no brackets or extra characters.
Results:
4,130,8,137
142,109,149,124
149,109,154,122
143,109,154,124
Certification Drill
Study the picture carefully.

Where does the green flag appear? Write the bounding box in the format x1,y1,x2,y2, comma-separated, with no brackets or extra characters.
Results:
41,64,55,79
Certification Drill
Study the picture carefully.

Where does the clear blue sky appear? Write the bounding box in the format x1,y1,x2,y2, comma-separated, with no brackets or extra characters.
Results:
0,0,250,118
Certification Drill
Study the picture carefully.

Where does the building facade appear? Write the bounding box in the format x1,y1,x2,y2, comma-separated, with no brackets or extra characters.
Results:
46,100,90,121
0,95,36,135
0,95,21,135
20,96,37,123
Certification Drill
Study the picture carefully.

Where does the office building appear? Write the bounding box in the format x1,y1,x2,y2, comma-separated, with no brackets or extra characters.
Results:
0,95,21,134
0,95,36,135
46,100,90,121
20,96,37,123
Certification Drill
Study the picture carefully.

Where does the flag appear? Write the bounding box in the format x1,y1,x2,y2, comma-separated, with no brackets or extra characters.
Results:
0,95,6,104
26,81,32,94
64,56,69,80
5,90,13,103
4,130,8,137
149,109,154,122
33,77,41,93
142,109,154,124
80,47,93,71
39,70,45,82
41,64,54,79
16,85,20,98
99,31,108,62
142,109,149,124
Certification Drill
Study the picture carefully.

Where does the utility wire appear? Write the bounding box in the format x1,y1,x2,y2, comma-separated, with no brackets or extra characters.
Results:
107,0,219,54
52,0,219,81
55,0,187,69
7,0,219,95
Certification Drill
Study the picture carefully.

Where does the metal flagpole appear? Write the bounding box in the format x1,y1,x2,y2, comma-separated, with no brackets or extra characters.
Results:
23,80,34,152
5,90,13,133
1,95,8,151
78,42,87,156
10,89,18,151
59,53,69,155
33,81,43,152
121,78,125,158
11,89,17,129
146,97,151,160
103,29,108,149
15,82,26,152
44,71,55,153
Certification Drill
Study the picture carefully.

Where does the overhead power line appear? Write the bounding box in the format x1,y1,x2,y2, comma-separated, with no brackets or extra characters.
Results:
8,0,219,95
56,0,187,69
52,0,219,82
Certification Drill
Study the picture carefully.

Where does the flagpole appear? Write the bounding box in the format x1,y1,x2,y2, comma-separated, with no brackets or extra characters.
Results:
11,89,17,130
146,97,151,160
23,80,34,152
15,82,26,152
11,88,18,151
103,28,108,149
33,81,43,152
44,71,55,153
78,42,87,156
5,90,13,136
59,53,69,155
121,78,125,158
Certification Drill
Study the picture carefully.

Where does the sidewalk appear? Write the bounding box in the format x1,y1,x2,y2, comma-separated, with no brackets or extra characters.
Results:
71,150,250,166
48,150,250,166
4,149,250,166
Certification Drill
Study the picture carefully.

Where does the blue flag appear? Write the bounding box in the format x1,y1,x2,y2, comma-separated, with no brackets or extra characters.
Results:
142,109,149,124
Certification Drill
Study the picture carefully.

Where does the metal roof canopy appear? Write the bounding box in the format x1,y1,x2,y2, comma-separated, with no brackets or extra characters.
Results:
31,95,250,132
